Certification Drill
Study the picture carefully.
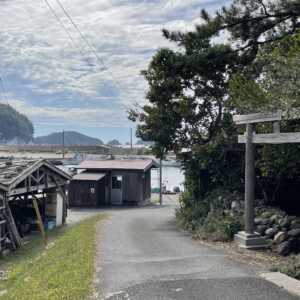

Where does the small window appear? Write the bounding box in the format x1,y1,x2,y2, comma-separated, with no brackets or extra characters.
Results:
112,176,122,189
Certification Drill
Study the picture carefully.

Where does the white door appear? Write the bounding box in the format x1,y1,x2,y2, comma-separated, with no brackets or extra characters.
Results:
111,176,123,205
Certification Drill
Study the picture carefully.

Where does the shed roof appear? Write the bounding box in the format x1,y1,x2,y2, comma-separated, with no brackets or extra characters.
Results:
72,172,106,181
0,159,71,192
78,159,158,172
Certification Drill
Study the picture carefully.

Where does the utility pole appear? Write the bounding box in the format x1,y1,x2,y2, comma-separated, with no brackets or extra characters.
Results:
130,128,133,151
159,158,162,205
62,130,65,159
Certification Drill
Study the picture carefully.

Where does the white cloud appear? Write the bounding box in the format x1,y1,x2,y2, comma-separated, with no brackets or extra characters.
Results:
7,99,126,127
0,0,231,131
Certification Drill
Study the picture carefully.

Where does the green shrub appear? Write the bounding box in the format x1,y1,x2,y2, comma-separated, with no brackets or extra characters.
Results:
176,191,210,231
195,209,242,242
176,189,243,241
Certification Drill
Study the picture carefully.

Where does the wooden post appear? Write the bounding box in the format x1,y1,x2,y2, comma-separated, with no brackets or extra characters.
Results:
273,121,280,133
130,128,133,151
5,196,22,249
32,197,47,246
62,130,65,159
245,124,255,234
159,158,162,205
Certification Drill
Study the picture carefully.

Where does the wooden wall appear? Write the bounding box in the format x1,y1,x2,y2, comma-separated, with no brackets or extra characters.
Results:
110,170,151,205
110,171,140,205
143,169,151,203
69,169,153,207
69,178,106,207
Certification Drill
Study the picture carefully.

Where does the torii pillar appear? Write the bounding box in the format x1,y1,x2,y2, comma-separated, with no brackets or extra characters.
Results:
233,113,272,249
244,123,255,234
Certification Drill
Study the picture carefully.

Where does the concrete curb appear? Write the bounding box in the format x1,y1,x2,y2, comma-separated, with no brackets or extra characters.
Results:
260,272,300,297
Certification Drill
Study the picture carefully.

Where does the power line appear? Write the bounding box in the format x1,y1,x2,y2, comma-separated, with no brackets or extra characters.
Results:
42,0,135,110
43,0,90,59
43,0,129,106
54,0,126,93
55,0,109,72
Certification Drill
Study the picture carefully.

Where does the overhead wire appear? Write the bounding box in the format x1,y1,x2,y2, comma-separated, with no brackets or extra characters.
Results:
0,1,136,135
43,0,91,59
41,0,137,115
54,0,110,74
54,0,133,108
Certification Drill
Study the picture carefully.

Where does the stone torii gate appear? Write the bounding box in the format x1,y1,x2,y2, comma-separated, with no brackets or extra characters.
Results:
233,110,300,249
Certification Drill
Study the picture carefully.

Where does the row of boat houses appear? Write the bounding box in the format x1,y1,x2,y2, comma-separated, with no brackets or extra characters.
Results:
0,158,158,253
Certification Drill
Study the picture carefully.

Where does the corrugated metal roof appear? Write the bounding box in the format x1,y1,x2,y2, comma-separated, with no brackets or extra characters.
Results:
78,159,158,172
72,172,106,181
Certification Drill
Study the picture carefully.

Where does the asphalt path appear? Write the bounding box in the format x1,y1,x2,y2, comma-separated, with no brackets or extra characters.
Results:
95,197,299,300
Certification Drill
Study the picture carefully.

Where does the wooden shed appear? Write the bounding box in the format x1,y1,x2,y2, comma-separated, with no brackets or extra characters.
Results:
0,159,71,253
69,159,158,207
69,172,106,207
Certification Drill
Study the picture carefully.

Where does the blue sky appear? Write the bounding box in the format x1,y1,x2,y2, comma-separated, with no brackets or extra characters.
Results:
0,0,231,144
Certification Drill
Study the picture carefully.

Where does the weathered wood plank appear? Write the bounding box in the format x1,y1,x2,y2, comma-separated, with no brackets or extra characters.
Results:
5,199,22,248
8,182,63,197
233,111,282,124
8,160,71,191
238,132,300,144
32,197,47,246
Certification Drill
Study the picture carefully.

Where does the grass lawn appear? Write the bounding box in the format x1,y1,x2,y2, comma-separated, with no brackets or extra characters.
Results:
151,195,160,204
0,214,106,300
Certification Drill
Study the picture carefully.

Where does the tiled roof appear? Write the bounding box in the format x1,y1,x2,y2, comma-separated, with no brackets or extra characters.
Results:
78,159,158,172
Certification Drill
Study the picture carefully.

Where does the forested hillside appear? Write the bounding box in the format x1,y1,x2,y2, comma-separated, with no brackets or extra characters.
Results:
0,103,34,143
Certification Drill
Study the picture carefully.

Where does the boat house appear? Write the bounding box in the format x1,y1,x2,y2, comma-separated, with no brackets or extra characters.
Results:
69,159,158,207
0,159,71,252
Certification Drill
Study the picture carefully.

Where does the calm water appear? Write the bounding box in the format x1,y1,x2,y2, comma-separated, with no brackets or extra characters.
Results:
151,166,185,192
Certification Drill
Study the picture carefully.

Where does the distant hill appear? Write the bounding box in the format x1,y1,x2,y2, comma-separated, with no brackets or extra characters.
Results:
107,139,121,146
34,131,104,146
0,103,34,143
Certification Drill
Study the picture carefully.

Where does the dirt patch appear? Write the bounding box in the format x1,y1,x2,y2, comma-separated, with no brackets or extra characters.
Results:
196,239,285,270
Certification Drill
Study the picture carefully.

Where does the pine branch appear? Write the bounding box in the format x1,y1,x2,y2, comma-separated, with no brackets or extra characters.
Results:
257,0,270,17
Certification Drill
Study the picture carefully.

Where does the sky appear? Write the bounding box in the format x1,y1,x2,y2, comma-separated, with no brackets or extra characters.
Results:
0,0,231,144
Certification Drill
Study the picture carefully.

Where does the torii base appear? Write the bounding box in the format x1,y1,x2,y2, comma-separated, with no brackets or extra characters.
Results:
235,231,269,250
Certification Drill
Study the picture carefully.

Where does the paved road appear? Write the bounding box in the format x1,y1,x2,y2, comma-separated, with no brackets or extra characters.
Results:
95,197,299,300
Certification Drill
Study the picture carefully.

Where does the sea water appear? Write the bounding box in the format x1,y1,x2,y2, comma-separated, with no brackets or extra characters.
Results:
151,166,185,192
